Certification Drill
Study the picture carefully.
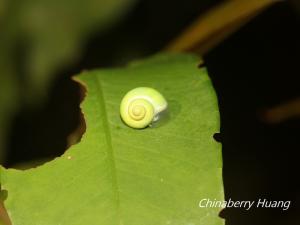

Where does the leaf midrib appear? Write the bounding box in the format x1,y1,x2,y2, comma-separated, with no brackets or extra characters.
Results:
95,75,122,224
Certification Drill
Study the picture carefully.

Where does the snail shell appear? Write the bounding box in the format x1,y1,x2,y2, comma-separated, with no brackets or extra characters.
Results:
120,87,168,129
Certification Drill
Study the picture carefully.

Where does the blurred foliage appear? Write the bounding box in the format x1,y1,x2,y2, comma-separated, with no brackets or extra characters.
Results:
0,0,137,162
166,0,278,53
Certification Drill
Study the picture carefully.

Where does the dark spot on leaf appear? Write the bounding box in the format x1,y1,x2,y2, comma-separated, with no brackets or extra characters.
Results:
218,208,226,219
213,133,222,142
197,62,206,68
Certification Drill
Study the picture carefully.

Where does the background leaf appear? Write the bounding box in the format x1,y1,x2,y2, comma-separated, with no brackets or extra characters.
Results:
0,0,137,162
0,54,223,225
166,0,278,54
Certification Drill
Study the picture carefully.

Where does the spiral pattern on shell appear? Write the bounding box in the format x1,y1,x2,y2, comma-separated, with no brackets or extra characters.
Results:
128,100,146,121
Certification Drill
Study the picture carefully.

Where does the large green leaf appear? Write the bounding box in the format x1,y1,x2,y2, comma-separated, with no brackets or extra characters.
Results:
0,54,224,225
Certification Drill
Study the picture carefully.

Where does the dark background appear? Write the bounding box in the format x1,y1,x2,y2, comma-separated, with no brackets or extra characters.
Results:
5,1,300,225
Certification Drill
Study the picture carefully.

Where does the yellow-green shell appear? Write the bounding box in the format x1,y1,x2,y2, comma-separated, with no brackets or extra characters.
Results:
120,87,168,129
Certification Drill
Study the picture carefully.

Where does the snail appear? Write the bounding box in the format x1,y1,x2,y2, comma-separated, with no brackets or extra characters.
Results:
120,87,168,129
